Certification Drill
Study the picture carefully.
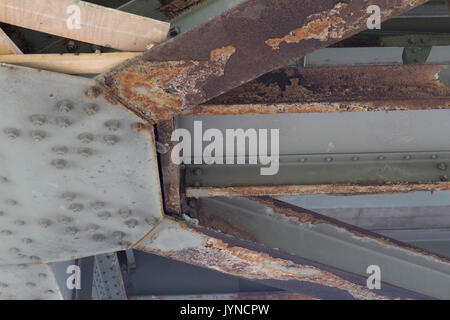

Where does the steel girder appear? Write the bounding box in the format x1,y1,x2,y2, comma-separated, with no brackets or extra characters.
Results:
95,0,429,123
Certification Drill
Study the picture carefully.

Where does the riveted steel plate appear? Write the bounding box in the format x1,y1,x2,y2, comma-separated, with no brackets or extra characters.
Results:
0,64,164,265
0,264,62,300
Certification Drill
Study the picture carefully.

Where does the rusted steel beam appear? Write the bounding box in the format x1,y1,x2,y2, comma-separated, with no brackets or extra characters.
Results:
133,217,432,300
156,119,182,215
192,197,450,299
131,291,318,300
186,182,450,198
185,64,450,115
96,0,429,123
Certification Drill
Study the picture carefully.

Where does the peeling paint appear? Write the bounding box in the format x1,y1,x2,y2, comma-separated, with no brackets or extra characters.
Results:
265,3,347,50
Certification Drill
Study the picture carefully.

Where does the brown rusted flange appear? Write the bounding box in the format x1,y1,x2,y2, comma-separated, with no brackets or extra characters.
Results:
96,0,428,123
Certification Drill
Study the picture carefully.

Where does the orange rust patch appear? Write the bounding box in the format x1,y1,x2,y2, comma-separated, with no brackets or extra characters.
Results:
210,45,236,64
265,3,347,50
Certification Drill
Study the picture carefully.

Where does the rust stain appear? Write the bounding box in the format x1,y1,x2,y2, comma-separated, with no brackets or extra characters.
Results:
265,3,347,50
197,212,258,243
98,46,236,123
138,218,402,300
250,197,450,265
186,182,450,198
185,99,450,116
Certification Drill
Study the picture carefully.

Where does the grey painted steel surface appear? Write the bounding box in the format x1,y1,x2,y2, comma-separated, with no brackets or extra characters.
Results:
195,197,450,299
0,64,164,264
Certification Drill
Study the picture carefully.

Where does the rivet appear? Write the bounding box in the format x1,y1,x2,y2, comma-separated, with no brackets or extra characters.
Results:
84,103,99,115
47,290,55,294
62,192,76,201
57,216,73,225
91,200,104,210
404,155,412,160
119,208,131,218
437,163,447,171
0,176,7,183
98,211,111,220
52,145,68,155
4,128,20,140
22,238,32,244
56,116,72,128
440,175,448,182
145,217,159,226
104,135,119,145
86,224,99,232
51,159,67,169
39,218,52,228
14,220,25,226
112,231,125,240
78,147,93,158
65,227,78,235
78,133,94,144
69,203,84,212
0,230,12,236
57,100,73,112
431,154,438,159
299,158,307,163
30,114,47,126
193,168,202,176
325,157,333,162
104,120,120,131
125,219,138,229
378,156,386,161
38,273,47,279
352,156,359,161
93,234,105,242
26,282,36,288
31,130,46,141
5,199,17,206
29,256,41,261
18,264,27,269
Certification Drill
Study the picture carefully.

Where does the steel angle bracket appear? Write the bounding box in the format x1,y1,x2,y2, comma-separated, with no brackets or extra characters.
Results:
96,0,429,123
133,216,436,300
0,63,164,266
189,197,450,299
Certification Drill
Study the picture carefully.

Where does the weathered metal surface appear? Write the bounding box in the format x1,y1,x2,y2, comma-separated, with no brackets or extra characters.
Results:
158,0,205,19
187,182,450,198
181,64,450,115
134,217,432,299
0,64,164,265
157,120,182,215
97,0,429,123
93,253,127,300
193,197,450,299
131,291,318,300
0,264,62,300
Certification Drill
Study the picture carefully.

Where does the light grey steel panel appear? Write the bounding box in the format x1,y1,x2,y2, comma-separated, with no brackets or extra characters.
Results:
177,110,450,155
0,64,163,265
282,192,450,209
306,47,450,66
0,264,62,300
